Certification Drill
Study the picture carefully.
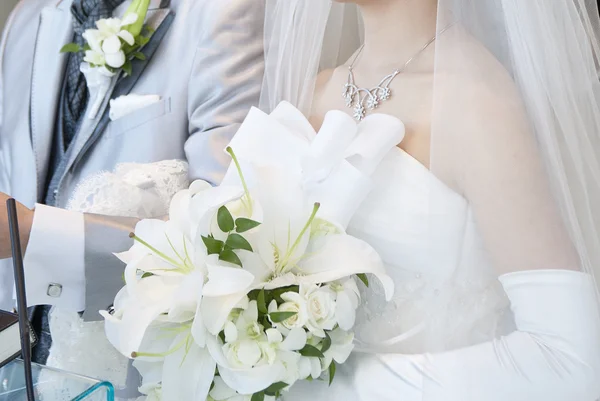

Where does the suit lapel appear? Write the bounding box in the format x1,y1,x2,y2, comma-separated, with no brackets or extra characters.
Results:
67,9,174,173
30,2,74,198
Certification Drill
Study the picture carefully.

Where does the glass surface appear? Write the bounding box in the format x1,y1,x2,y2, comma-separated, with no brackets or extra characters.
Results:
0,359,114,401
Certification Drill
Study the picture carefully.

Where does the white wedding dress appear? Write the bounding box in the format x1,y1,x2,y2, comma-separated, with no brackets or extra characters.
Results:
282,137,508,400
277,109,600,401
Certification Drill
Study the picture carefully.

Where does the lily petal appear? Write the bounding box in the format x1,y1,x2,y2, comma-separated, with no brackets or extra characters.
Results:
298,235,394,300
203,265,255,297
168,269,204,323
162,337,215,401
210,377,238,400
201,292,249,335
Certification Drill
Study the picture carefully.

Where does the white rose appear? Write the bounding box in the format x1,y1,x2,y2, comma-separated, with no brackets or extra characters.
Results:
302,285,337,337
223,339,268,369
270,292,308,330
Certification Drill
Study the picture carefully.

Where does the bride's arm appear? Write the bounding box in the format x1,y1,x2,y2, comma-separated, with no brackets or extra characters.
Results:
361,269,600,401
362,50,600,400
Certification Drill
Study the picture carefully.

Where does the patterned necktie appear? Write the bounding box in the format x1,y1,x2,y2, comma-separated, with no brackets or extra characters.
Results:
62,0,126,147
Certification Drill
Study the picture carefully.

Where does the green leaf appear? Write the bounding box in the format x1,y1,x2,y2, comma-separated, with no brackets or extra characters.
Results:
122,61,133,77
269,311,297,323
217,206,235,232
264,382,288,396
219,249,242,267
247,289,261,301
251,392,264,401
328,361,336,386
235,217,261,233
133,51,146,61
202,235,224,255
60,43,81,53
257,289,267,314
299,344,325,358
271,285,300,304
83,43,91,52
226,233,253,252
135,35,150,47
141,272,154,279
357,273,369,287
321,331,332,354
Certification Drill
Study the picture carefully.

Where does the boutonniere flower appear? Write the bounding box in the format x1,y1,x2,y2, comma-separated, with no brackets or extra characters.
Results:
60,0,154,119
61,0,154,77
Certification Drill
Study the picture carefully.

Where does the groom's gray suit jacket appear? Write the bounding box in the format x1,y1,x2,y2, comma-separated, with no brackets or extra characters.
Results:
0,0,265,319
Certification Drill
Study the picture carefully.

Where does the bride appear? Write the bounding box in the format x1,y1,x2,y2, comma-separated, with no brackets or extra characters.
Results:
46,0,600,399
258,0,600,400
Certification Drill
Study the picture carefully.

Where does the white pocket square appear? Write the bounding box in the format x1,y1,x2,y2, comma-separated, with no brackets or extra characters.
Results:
109,94,161,121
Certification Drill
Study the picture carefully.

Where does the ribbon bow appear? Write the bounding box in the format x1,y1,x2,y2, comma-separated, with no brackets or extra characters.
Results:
223,101,405,229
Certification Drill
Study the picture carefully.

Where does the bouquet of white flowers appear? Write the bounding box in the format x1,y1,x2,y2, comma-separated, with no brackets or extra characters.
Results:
102,102,404,401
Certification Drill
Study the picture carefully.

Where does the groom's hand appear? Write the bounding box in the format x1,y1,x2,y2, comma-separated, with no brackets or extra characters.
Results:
0,193,34,259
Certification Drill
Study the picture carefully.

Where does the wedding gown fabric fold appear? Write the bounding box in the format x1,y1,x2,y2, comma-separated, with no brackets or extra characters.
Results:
260,0,600,400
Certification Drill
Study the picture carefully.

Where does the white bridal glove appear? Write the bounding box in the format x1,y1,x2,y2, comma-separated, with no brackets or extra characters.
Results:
351,269,600,401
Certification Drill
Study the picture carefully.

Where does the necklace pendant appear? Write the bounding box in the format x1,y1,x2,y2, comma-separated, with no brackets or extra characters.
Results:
353,104,366,121
344,94,353,108
380,87,391,101
366,95,379,110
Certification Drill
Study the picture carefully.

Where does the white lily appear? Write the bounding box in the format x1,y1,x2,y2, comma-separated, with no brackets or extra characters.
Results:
229,165,394,299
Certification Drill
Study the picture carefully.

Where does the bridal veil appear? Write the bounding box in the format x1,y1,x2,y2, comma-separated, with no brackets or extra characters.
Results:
260,0,600,398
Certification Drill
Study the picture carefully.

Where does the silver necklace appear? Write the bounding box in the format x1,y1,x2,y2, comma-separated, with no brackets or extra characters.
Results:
343,27,450,121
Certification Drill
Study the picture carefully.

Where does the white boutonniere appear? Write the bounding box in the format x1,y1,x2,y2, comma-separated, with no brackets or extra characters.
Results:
60,0,155,118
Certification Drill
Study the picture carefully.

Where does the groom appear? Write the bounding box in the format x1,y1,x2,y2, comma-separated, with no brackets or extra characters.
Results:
0,0,264,363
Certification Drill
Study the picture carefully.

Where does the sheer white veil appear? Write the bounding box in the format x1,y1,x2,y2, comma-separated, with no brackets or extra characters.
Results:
260,0,600,364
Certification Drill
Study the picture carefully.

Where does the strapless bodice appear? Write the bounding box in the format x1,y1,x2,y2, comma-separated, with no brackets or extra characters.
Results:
347,146,509,354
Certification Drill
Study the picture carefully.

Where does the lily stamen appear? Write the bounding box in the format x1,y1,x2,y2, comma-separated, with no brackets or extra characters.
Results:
131,332,190,359
226,146,253,215
278,203,320,272
130,232,183,268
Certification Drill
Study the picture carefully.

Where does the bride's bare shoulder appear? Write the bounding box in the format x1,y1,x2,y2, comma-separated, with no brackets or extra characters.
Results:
313,67,346,102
